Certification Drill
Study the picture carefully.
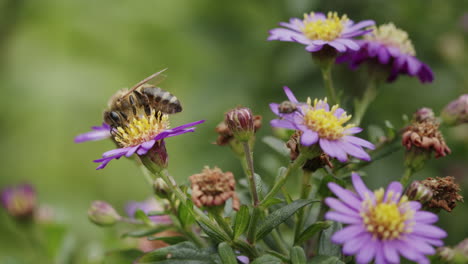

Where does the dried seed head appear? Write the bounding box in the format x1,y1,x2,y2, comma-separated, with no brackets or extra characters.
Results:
402,117,451,159
189,167,240,211
404,181,433,204
420,176,463,212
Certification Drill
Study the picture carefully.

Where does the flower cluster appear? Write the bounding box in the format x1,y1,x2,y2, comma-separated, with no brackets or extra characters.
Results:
270,87,375,162
326,173,446,264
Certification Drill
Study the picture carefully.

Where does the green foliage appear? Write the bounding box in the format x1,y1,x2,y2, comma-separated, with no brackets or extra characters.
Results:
233,205,250,239
122,226,171,238
308,255,345,264
318,222,343,258
137,242,216,263
217,242,237,264
295,221,332,246
256,199,319,240
251,254,283,264
290,246,307,264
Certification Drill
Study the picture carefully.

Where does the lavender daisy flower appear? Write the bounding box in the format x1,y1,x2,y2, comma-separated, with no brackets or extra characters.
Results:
268,12,374,53
270,87,375,162
325,173,447,264
337,23,434,83
126,198,171,224
78,108,204,169
1,184,36,219
74,123,111,143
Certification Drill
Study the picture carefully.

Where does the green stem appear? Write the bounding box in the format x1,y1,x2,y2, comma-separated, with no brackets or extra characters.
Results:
352,77,378,126
260,153,309,207
400,167,414,186
320,65,338,106
242,142,259,206
209,207,234,239
294,170,312,241
246,207,261,244
271,230,289,255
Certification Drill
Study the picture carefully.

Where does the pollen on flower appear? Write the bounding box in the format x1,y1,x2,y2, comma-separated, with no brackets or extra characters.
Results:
303,98,354,140
361,188,415,240
366,23,416,56
113,109,170,148
302,12,348,41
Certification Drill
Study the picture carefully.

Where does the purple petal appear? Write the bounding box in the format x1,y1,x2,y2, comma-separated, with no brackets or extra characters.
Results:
328,140,349,162
268,28,305,42
395,240,429,262
237,256,250,264
377,47,390,64
74,124,111,143
343,20,375,34
325,197,359,215
269,103,280,115
170,120,205,131
351,173,372,200
327,41,347,52
300,130,319,146
331,225,366,244
374,242,387,264
383,241,400,264
415,211,440,224
125,145,139,157
344,127,363,134
103,147,132,158
343,233,372,255
356,241,376,264
306,44,324,52
343,136,375,150
278,18,303,31
412,224,447,239
407,56,422,75
140,140,156,150
327,182,362,210
335,39,360,51
409,201,422,210
270,119,296,130
339,140,371,161
384,182,403,202
283,86,299,103
325,211,362,224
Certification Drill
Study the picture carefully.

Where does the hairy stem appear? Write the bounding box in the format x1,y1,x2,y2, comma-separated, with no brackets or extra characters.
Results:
242,142,259,206
320,65,338,106
352,77,378,126
400,167,414,186
294,170,312,241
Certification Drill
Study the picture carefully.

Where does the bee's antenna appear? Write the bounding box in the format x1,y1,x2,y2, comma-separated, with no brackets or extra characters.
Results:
122,68,168,98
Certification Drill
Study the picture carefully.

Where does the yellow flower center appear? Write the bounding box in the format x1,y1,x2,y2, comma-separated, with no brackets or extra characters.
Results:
361,188,415,240
303,98,354,140
302,12,348,41
113,110,170,148
365,23,416,56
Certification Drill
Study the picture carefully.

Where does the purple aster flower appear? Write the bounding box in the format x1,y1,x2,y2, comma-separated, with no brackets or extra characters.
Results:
268,12,375,53
325,173,447,264
1,184,36,219
270,86,375,162
337,23,434,83
74,123,111,143
126,198,171,224
441,94,468,125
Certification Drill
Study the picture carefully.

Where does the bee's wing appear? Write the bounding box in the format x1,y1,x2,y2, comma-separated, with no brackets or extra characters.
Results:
147,72,167,86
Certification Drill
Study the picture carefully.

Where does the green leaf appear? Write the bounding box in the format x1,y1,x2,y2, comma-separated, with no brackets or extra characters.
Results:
197,220,231,243
217,242,237,264
147,211,170,216
233,205,250,239
178,200,195,228
137,242,214,263
147,236,187,245
318,221,342,257
295,221,332,246
122,226,171,238
251,254,283,264
134,209,153,226
256,199,318,240
261,198,284,208
254,173,267,200
104,249,143,264
262,136,289,157
40,222,68,259
308,255,344,264
317,175,345,198
290,246,307,264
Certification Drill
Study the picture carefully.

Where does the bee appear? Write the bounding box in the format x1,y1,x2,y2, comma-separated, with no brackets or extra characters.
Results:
103,69,183,128
278,100,297,114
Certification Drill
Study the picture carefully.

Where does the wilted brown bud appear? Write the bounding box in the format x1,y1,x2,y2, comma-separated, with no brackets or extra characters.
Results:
405,181,433,204
402,116,451,159
420,176,463,212
287,131,332,171
442,94,468,126
189,167,240,211
225,107,255,142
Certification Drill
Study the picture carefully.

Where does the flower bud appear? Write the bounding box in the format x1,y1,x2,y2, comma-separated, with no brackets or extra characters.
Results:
437,247,455,262
88,201,121,226
414,107,435,122
405,181,433,204
153,178,170,198
441,94,468,126
225,107,255,142
145,141,168,171
1,184,36,220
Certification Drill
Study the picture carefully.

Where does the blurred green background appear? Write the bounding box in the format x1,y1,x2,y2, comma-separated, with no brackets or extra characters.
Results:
0,0,467,262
